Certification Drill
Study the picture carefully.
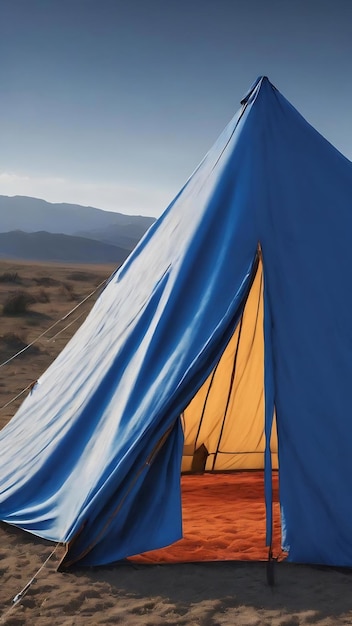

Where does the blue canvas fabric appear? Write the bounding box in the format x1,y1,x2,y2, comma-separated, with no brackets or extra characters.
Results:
0,77,352,567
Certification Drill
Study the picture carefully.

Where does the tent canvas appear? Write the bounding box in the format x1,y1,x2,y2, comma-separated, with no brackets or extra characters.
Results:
1,76,352,568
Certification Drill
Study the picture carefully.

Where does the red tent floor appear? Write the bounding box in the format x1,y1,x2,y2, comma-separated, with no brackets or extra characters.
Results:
131,471,283,564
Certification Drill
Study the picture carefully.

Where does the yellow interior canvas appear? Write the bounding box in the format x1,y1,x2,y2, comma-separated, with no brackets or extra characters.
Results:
181,259,278,472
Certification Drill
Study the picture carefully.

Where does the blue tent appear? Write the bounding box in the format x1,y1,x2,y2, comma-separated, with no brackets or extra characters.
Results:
1,76,352,568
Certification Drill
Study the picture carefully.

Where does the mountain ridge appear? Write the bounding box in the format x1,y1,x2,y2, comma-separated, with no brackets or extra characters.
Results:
0,230,130,264
0,195,156,262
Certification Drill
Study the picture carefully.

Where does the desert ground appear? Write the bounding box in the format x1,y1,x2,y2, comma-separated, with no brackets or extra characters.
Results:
0,259,351,626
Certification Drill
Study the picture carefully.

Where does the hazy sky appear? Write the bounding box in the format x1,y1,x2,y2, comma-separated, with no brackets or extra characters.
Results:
1,0,352,216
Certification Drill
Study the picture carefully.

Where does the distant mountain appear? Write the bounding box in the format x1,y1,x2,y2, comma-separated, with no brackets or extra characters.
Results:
0,231,130,264
0,196,155,250
74,222,151,248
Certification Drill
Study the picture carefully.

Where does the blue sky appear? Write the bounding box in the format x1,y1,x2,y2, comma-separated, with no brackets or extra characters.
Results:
1,0,352,216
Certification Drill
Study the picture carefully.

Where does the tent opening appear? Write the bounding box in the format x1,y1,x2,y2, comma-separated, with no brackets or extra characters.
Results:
132,258,282,564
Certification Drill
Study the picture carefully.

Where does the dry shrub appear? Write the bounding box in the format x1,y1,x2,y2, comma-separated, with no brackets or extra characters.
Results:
66,271,97,282
26,317,42,327
0,332,40,359
59,283,77,301
2,291,36,315
36,289,50,303
34,276,60,286
0,272,21,284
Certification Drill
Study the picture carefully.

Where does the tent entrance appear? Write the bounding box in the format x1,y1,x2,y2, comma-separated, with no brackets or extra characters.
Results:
132,259,282,565
181,257,278,474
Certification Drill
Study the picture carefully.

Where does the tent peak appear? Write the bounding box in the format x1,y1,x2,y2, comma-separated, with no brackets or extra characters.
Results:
240,76,270,105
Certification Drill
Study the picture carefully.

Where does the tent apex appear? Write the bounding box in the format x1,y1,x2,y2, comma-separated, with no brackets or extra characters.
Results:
240,75,270,105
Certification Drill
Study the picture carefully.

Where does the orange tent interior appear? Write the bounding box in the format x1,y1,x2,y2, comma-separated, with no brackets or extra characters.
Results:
132,259,283,564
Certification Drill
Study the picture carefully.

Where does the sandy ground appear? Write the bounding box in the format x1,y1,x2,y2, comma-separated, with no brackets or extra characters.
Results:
0,481,352,626
0,521,352,626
